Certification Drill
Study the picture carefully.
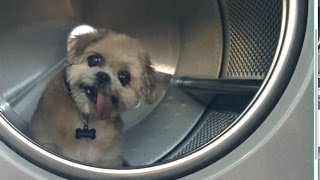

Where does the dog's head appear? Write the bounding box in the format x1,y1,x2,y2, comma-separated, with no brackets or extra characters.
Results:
66,29,160,119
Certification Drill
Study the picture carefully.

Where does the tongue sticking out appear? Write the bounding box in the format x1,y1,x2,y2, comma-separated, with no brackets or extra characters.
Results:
96,92,113,120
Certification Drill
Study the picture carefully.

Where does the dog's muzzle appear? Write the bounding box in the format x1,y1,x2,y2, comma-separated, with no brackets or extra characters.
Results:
81,72,117,119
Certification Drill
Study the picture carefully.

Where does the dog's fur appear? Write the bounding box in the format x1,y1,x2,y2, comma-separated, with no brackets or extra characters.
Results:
30,29,159,167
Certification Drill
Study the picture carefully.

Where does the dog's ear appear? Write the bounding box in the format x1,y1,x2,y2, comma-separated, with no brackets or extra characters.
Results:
140,54,161,104
67,29,107,63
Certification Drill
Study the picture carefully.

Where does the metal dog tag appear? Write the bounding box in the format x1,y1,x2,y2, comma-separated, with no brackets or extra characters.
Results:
75,125,96,139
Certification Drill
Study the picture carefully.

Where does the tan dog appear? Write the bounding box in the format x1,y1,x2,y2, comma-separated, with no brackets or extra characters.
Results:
30,29,159,167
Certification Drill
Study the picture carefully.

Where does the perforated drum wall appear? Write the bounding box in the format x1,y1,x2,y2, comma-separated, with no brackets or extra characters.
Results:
222,0,282,79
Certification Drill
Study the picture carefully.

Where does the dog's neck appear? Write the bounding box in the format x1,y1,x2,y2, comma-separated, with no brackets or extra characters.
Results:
63,73,97,139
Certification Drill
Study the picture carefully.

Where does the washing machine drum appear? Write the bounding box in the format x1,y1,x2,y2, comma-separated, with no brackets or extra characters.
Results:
0,0,307,179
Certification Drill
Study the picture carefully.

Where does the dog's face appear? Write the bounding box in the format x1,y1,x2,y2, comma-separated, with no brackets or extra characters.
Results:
66,30,159,119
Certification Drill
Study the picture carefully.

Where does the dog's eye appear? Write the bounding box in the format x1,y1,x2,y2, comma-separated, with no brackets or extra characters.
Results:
87,54,103,67
118,71,131,86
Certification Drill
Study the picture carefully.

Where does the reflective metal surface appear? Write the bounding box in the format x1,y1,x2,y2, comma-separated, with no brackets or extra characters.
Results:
0,0,308,179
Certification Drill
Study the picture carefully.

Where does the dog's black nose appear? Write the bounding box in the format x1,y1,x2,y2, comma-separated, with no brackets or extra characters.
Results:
96,72,111,84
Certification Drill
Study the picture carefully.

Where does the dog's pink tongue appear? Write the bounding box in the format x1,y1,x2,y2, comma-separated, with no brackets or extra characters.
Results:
96,92,112,120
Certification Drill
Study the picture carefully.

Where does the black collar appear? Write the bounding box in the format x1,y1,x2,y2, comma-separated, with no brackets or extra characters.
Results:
64,74,92,118
64,75,72,96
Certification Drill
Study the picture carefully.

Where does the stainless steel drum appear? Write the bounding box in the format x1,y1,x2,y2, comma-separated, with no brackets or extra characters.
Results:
0,0,312,179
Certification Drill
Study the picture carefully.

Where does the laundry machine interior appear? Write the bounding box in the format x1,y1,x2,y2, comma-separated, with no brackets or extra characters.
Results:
0,0,312,179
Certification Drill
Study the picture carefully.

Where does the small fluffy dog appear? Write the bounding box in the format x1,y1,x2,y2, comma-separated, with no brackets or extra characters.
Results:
30,29,159,167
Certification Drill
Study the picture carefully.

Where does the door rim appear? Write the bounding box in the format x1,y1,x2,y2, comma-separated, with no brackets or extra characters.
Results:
0,0,308,179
